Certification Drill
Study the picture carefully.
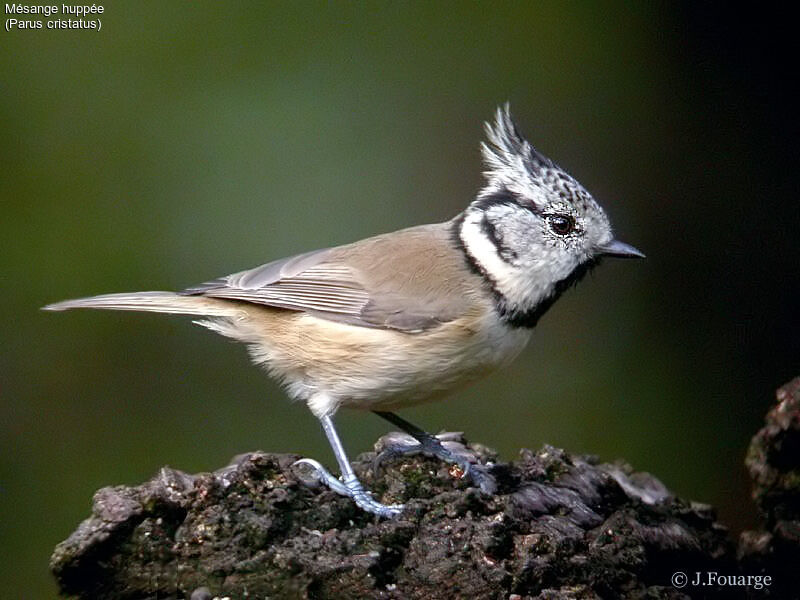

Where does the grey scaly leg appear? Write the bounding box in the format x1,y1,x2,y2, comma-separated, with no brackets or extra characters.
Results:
294,415,404,518
373,411,497,494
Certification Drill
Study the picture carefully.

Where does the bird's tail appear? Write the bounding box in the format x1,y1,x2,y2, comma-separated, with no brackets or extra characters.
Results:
42,291,242,317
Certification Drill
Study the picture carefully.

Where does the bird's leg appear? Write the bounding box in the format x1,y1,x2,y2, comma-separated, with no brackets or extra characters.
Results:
373,411,497,494
293,414,404,518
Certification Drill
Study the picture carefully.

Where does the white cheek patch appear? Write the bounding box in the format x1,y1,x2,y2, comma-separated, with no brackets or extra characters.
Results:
460,208,556,312
461,209,518,280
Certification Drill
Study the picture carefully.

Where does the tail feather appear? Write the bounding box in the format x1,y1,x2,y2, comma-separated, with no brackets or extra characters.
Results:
42,291,242,317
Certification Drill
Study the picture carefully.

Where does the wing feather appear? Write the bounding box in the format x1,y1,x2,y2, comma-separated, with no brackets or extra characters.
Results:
182,247,374,319
181,223,479,332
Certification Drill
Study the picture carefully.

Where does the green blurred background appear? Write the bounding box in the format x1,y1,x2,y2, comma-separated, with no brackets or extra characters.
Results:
2,3,798,596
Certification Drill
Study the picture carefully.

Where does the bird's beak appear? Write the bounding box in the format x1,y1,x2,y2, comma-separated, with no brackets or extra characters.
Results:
598,239,646,259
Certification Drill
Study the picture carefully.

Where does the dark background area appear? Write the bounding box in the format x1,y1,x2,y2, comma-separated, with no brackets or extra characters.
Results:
1,3,797,596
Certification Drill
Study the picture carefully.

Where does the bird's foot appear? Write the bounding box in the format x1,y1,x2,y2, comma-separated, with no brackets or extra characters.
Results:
293,458,405,518
373,431,497,494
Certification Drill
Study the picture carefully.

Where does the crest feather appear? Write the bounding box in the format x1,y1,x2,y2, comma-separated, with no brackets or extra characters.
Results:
481,103,553,184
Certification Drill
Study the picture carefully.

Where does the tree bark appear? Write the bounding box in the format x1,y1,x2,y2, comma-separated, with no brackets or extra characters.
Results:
51,378,800,599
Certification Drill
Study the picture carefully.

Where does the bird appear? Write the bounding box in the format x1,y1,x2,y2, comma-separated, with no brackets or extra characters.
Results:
43,105,644,518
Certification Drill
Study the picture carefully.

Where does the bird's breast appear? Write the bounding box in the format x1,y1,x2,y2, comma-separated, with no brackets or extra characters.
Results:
236,304,531,411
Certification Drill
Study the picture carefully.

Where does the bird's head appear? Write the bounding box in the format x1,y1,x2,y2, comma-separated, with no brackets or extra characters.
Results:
456,104,644,327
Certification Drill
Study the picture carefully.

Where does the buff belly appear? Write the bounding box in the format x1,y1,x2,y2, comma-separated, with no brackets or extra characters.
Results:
197,303,531,416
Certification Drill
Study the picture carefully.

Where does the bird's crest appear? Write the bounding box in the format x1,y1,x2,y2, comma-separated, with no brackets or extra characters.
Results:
482,104,554,183
479,104,589,210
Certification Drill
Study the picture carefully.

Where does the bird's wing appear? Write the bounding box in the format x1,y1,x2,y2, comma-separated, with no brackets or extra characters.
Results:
181,223,480,332
181,247,368,316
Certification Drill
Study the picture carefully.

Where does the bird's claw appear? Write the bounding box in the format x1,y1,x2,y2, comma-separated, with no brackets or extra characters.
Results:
293,458,349,495
373,431,497,494
292,458,404,518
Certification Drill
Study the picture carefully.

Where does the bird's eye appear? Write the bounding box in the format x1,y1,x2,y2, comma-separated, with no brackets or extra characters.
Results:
548,214,575,235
